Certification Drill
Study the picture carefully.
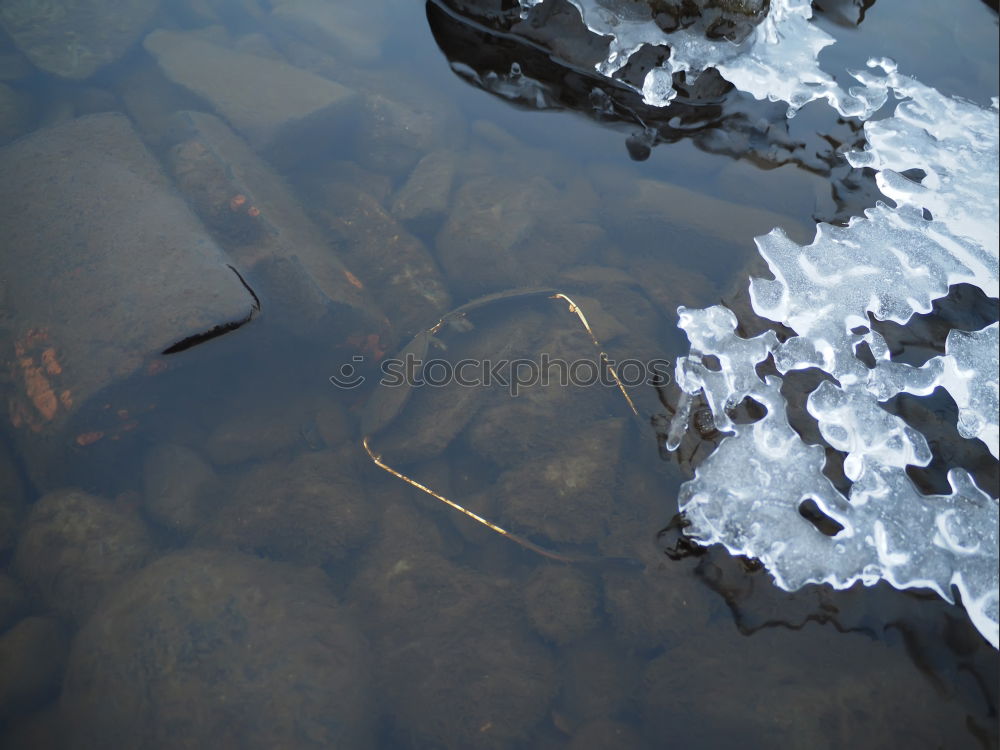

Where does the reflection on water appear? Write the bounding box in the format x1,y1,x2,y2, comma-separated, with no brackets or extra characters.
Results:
0,0,997,747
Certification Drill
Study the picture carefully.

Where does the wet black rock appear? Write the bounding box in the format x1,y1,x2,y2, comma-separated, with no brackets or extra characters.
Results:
60,549,374,749
0,616,69,722
14,489,154,624
0,0,159,79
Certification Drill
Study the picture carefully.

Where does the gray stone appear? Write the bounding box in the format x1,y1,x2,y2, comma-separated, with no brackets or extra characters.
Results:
200,383,316,466
165,110,386,343
270,0,387,65
312,182,451,336
0,113,256,488
390,150,457,228
232,32,283,60
569,719,649,750
0,573,28,633
371,308,545,464
144,29,358,168
0,0,159,79
0,703,63,750
355,89,460,177
0,81,34,145
70,86,120,116
202,448,374,566
560,644,641,731
0,441,27,557
142,443,217,535
60,549,374,749
171,0,265,27
523,566,599,645
436,174,603,297
116,60,208,147
0,617,69,722
497,418,625,545
352,503,558,748
0,48,32,82
14,489,154,624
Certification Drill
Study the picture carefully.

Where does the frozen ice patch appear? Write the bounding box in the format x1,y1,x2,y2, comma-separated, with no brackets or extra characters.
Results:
574,0,1000,646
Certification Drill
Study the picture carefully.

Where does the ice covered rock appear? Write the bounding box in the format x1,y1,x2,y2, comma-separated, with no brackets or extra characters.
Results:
631,1,1000,646
517,0,876,114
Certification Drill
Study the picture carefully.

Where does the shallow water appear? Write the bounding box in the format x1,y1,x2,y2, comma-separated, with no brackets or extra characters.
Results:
0,0,997,748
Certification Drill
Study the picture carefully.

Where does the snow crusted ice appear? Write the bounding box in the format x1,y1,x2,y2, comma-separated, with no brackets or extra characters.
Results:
517,0,1000,646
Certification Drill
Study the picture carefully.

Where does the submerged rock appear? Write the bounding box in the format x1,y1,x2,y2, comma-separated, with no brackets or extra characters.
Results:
369,307,545,464
144,29,358,168
312,182,451,336
0,113,256,489
270,0,387,65
436,173,603,297
0,616,69,722
0,0,158,79
602,563,712,650
352,504,559,749
0,42,31,82
202,448,374,566
0,573,28,634
523,565,600,645
641,624,976,747
0,81,34,145
60,549,374,749
165,110,388,343
558,642,642,731
142,443,218,536
14,489,154,624
0,443,26,557
390,149,458,230
496,418,626,545
569,718,649,750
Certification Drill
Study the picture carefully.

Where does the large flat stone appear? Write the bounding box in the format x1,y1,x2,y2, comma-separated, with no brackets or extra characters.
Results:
0,0,159,79
0,113,255,483
270,0,387,65
144,29,357,168
165,110,388,342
